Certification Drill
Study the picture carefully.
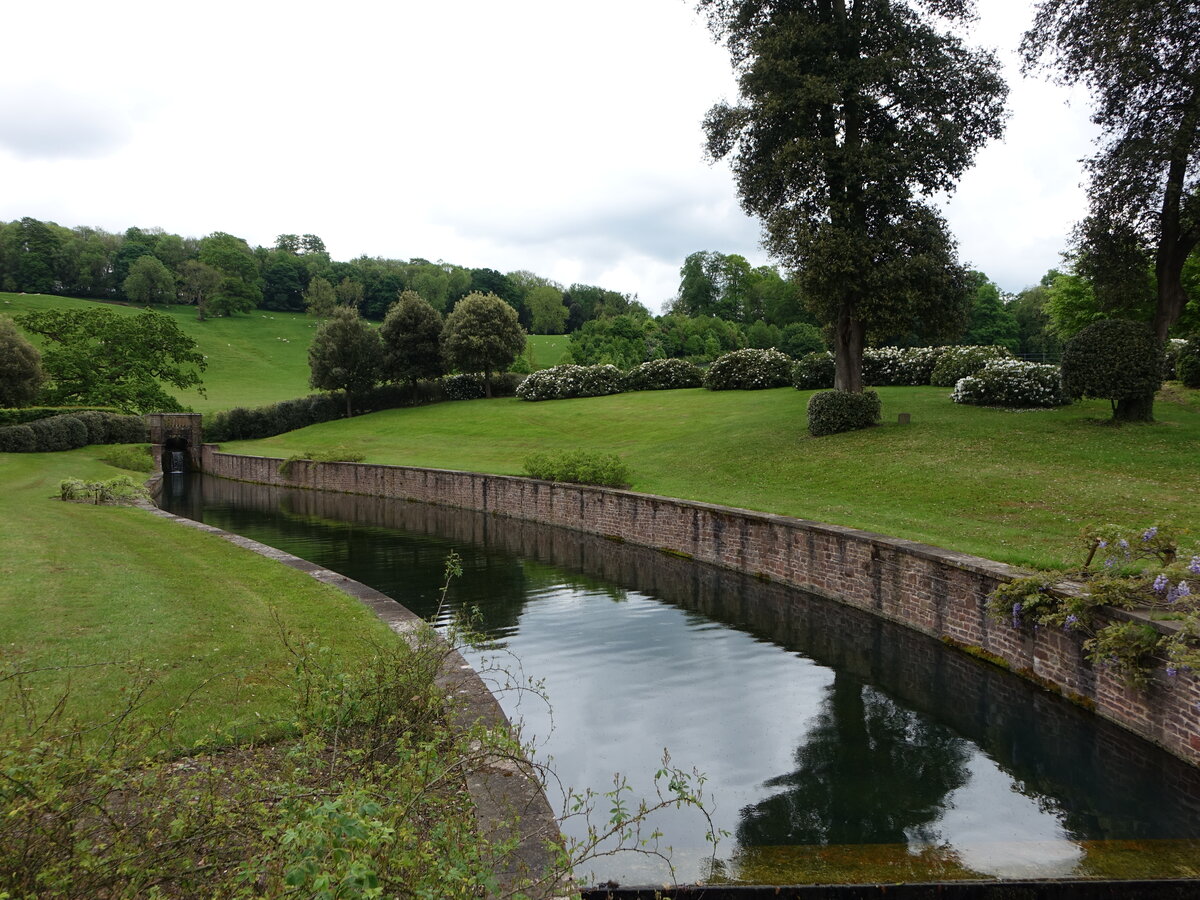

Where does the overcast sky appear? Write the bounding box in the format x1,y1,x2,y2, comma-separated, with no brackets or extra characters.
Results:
0,0,1098,310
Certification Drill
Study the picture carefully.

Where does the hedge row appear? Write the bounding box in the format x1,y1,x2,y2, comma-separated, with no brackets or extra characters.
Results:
203,374,524,443
0,411,147,453
0,406,122,427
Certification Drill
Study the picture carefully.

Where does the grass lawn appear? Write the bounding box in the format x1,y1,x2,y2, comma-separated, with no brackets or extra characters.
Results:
222,384,1200,570
0,447,399,745
527,333,571,368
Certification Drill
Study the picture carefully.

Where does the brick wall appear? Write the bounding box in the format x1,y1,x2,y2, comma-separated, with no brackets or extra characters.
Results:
199,446,1200,767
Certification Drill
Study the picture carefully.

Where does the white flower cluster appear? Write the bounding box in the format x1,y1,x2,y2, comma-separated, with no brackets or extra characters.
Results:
703,348,794,390
952,359,1068,408
516,364,626,402
862,346,946,386
930,345,1015,387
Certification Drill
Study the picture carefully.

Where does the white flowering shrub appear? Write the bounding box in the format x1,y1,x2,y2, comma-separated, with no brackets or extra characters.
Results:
516,364,626,401
951,359,1068,408
792,352,835,390
930,345,1014,387
862,346,947,386
703,348,794,391
624,358,703,391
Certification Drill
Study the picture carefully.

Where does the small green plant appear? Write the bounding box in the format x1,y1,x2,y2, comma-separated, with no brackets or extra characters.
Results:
1084,621,1162,689
278,447,367,477
523,450,632,488
59,475,147,504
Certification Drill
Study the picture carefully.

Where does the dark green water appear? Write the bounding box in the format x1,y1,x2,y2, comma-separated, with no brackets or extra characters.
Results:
159,474,1200,885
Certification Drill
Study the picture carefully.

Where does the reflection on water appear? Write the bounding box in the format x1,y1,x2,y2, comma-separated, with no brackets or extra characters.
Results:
160,474,1200,885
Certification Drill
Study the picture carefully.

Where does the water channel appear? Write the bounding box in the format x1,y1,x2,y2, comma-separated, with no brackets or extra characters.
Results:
159,473,1200,886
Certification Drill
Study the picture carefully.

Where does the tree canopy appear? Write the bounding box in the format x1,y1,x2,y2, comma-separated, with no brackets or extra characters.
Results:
15,307,206,413
1023,0,1200,343
441,292,526,396
307,306,384,417
700,0,1007,392
381,291,444,386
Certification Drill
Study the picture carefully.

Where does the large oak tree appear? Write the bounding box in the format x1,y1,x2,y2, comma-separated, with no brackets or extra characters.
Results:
700,0,1007,392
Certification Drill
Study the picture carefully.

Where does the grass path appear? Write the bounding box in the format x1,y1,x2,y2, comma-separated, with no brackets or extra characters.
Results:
224,384,1200,569
0,448,397,744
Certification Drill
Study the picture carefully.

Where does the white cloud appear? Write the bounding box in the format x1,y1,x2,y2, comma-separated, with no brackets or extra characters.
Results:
0,0,1094,303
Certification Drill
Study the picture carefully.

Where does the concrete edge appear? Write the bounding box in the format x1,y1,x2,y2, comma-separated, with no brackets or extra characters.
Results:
137,484,569,900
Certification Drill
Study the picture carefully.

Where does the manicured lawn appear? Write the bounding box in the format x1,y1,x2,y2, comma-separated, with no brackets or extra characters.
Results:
0,448,398,745
222,384,1200,570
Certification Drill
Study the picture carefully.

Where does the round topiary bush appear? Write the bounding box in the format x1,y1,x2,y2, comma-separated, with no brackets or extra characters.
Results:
1178,337,1200,388
703,348,795,391
929,345,1014,387
27,414,89,451
624,358,703,391
807,390,881,436
0,423,37,452
792,352,835,391
951,359,1068,408
516,364,626,401
1060,319,1162,419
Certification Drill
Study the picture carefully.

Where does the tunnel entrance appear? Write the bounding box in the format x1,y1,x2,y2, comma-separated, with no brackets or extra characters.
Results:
144,413,204,475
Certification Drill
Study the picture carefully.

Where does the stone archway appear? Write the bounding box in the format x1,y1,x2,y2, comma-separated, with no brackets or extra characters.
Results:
144,413,203,474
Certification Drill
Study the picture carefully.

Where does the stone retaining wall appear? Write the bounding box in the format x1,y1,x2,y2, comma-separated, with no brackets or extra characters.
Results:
199,446,1200,766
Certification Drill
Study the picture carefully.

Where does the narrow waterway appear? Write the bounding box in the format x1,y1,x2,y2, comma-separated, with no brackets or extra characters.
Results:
159,474,1200,885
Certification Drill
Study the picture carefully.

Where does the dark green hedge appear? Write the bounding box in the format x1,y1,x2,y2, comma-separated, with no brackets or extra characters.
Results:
0,411,146,453
807,390,881,437
1061,319,1162,403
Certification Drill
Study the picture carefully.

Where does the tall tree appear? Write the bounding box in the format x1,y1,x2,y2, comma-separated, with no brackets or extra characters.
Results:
178,260,225,321
381,291,444,386
122,255,177,306
307,306,384,417
198,231,263,315
17,307,206,413
304,276,338,317
526,284,569,334
700,0,1007,392
1023,0,1200,345
962,271,1020,350
441,292,526,397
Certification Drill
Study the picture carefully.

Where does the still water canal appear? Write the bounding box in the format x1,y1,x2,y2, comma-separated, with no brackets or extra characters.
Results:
159,474,1200,885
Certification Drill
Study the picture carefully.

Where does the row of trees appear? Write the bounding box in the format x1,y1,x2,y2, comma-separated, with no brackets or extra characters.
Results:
0,218,647,333
307,292,526,414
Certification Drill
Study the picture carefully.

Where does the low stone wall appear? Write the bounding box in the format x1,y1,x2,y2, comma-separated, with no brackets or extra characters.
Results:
199,446,1200,766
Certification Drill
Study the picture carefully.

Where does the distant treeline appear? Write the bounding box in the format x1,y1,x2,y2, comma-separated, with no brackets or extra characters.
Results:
0,216,659,331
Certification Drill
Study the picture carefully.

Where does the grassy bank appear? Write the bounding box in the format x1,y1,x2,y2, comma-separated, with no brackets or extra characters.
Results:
222,384,1200,569
0,448,398,744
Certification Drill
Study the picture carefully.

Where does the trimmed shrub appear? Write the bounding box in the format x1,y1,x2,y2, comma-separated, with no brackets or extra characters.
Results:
523,450,632,488
792,352,835,391
106,414,148,444
1178,337,1200,389
807,390,881,437
516,364,626,401
0,406,120,427
624,358,703,391
951,360,1069,408
0,423,36,452
703,348,794,391
442,372,523,401
26,415,89,452
929,345,1014,387
1060,319,1162,404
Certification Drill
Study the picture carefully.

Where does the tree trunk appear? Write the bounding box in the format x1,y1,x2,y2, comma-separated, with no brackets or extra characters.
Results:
1115,392,1154,423
833,306,865,393
484,369,493,399
345,391,353,418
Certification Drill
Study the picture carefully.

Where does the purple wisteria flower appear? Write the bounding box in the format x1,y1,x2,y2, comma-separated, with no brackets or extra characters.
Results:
1063,614,1079,631
1167,667,1178,677
1143,526,1159,542
1011,602,1023,629
1189,556,1200,576
1104,557,1116,568
1154,573,1170,592
1118,539,1129,550
1167,582,1191,604
1098,539,1108,549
